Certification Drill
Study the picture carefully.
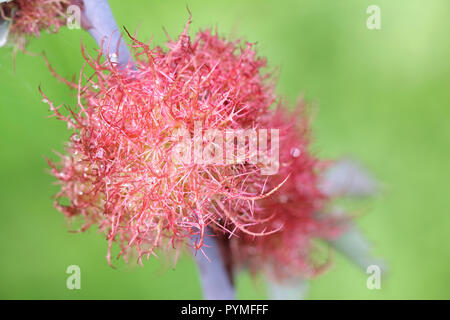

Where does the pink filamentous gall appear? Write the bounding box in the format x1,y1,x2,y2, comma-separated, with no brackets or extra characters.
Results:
44,25,347,277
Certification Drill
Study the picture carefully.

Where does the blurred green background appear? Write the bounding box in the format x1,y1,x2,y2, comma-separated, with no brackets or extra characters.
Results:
0,0,449,299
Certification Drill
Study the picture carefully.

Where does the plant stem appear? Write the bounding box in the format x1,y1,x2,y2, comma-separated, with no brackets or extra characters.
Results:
191,228,235,300
81,0,132,68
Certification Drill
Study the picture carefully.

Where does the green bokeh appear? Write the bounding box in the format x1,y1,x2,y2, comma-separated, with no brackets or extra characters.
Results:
0,0,449,299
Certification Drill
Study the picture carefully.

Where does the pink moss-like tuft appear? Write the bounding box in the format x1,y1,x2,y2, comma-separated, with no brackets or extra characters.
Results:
45,25,346,277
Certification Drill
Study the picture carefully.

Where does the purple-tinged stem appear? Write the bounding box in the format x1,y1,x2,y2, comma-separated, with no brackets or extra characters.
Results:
79,0,234,299
81,0,132,68
320,158,378,197
320,158,385,274
191,228,235,300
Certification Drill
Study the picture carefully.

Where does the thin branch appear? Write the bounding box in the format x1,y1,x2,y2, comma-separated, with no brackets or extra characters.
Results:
320,158,378,197
191,227,235,300
81,0,132,68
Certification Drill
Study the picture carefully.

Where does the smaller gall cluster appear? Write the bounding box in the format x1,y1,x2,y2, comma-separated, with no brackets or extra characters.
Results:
0,0,72,49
